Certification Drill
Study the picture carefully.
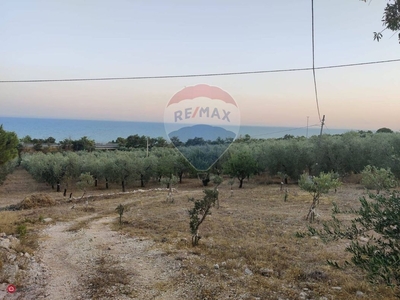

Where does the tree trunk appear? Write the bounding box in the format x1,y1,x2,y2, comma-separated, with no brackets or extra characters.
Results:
179,171,183,183
306,196,318,222
94,178,98,187
122,180,125,192
57,182,60,192
239,178,243,188
141,174,144,187
63,189,67,197
106,178,109,189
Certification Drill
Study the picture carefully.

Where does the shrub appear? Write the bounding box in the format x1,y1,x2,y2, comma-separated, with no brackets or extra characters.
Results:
298,172,341,222
115,204,125,225
16,224,27,237
346,192,400,287
188,189,218,246
360,165,397,193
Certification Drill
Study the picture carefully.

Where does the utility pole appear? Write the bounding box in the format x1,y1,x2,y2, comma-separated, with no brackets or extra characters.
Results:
319,115,325,138
146,137,149,157
306,116,309,138
315,115,325,176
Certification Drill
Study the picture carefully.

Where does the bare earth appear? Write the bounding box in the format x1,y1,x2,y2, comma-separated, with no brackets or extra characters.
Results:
37,215,180,300
0,169,185,300
1,167,398,299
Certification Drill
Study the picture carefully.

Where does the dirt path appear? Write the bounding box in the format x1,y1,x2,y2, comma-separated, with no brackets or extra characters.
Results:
31,214,182,300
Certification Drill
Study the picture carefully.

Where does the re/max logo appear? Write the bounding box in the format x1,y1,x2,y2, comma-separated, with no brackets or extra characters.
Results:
174,107,231,122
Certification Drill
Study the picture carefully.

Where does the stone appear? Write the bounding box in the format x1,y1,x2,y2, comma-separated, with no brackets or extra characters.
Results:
356,291,364,297
7,254,16,262
221,261,226,267
43,218,53,223
332,286,342,291
24,252,31,258
214,264,219,270
244,267,253,276
299,291,308,299
0,238,10,249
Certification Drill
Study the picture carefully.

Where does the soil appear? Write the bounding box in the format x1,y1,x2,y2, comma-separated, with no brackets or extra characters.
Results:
0,168,397,299
0,169,184,299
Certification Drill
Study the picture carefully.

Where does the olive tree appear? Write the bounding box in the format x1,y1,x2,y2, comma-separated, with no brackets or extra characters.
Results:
299,172,341,222
22,152,68,191
223,145,258,188
105,151,136,192
0,125,19,166
360,165,397,193
188,187,219,246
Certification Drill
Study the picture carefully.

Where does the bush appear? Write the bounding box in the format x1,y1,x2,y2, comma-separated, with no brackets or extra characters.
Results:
16,224,27,237
188,189,218,246
361,165,397,193
298,172,341,222
346,192,400,288
309,191,400,290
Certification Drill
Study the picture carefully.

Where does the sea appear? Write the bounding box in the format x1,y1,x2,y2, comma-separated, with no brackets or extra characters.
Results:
0,117,350,144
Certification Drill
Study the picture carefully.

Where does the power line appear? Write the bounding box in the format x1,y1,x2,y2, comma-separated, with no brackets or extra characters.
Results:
0,58,400,83
311,0,322,122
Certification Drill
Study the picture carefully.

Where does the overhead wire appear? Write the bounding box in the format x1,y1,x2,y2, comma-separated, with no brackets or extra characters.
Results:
0,58,399,83
311,0,321,123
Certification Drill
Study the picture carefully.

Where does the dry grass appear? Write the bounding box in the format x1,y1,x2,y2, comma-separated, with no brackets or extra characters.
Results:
0,170,398,299
17,193,56,209
85,255,132,299
111,181,397,299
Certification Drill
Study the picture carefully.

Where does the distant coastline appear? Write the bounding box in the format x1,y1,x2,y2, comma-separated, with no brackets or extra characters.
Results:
0,117,351,143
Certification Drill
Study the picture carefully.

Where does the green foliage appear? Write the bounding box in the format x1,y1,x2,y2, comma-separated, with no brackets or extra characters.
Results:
362,0,400,43
0,125,19,166
77,172,94,198
223,145,258,188
16,224,27,237
331,201,340,214
284,189,289,202
22,152,69,191
307,191,400,288
299,172,341,222
177,144,228,171
0,158,18,186
72,136,95,152
376,127,394,133
161,175,178,202
115,204,125,225
347,192,400,287
188,188,218,246
361,165,397,193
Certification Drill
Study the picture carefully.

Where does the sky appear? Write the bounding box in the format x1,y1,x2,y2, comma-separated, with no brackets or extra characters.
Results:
0,0,399,131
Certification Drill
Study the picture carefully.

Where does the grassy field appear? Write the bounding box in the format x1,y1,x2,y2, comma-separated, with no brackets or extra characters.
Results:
0,168,398,299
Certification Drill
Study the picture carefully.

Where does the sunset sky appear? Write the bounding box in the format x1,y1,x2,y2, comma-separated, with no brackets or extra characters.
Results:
1,0,399,132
